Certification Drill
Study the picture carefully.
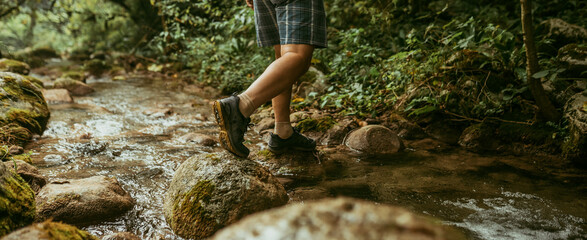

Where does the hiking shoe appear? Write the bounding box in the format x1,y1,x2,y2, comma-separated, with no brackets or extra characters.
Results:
213,95,250,158
268,128,316,154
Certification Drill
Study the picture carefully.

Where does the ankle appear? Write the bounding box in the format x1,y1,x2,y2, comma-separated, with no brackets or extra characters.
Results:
238,93,256,118
274,122,293,139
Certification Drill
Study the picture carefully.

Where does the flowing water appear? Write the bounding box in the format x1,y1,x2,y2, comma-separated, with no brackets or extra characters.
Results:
27,75,586,239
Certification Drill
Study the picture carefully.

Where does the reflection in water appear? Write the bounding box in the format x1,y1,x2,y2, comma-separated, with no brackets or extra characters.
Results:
29,77,586,240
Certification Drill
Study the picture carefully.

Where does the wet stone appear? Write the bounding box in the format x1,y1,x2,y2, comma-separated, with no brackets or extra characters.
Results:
177,133,217,146
163,152,288,239
210,197,467,240
1,221,98,240
102,232,141,240
35,176,135,225
320,118,358,146
345,125,404,156
42,89,74,104
3,159,47,193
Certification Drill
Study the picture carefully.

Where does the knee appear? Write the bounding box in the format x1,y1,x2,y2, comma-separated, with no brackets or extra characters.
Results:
281,45,314,72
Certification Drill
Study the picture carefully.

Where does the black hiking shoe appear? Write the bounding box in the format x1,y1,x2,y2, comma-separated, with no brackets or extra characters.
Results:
268,128,316,154
213,95,250,158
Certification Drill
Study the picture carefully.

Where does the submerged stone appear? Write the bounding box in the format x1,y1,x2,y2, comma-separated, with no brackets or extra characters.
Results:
0,162,36,237
36,176,134,225
210,197,467,240
1,221,98,240
345,125,404,155
0,59,30,75
164,152,288,239
0,72,50,146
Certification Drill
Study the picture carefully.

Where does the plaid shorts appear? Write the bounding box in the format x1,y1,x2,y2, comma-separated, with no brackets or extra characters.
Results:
254,0,327,48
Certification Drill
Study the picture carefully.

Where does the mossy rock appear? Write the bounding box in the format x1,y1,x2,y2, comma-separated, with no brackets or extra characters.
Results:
296,116,336,133
60,71,86,82
0,123,32,147
0,59,31,75
30,47,60,59
0,72,50,146
84,59,111,77
164,152,288,239
1,221,98,240
0,162,36,237
563,92,587,164
558,44,587,77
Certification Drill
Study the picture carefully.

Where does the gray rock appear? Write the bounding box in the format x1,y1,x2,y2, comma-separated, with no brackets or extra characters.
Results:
3,159,47,193
290,111,309,123
320,118,358,146
164,152,288,239
0,162,36,237
177,133,217,147
253,117,275,134
344,125,404,155
563,92,587,163
42,89,74,104
210,197,466,240
36,176,134,225
558,44,587,77
53,77,94,96
538,18,587,47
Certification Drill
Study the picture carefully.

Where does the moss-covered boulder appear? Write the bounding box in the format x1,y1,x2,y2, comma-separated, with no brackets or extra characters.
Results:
458,123,500,153
1,221,98,240
164,152,288,239
563,92,587,165
0,59,30,75
558,44,587,77
84,59,111,77
53,77,94,96
60,71,86,82
0,72,50,146
30,47,60,59
210,197,467,240
0,161,36,237
3,160,47,193
36,176,134,225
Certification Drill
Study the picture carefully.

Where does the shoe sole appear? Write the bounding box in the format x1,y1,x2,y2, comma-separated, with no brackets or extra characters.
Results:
213,101,248,158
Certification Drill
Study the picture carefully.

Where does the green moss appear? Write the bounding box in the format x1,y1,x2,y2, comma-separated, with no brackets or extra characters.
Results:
562,124,587,161
41,221,98,240
257,149,275,161
296,116,337,133
10,153,33,164
205,153,221,162
61,71,85,82
4,108,43,135
0,123,32,147
0,167,35,237
171,180,218,239
0,59,30,75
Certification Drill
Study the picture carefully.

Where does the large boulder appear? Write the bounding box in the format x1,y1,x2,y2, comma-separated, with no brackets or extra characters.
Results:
1,221,98,240
210,197,466,240
563,92,587,165
0,72,50,146
36,176,134,225
52,77,94,96
164,152,288,239
0,162,36,237
344,125,404,155
458,123,499,153
538,19,587,48
0,59,30,75
558,44,587,77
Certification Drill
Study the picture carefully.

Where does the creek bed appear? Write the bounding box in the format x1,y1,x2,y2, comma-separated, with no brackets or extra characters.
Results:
28,76,586,240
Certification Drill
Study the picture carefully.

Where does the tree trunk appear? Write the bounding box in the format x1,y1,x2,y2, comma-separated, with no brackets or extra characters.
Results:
520,0,560,122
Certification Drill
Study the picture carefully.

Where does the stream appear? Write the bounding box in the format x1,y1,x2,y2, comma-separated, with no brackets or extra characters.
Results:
27,75,586,240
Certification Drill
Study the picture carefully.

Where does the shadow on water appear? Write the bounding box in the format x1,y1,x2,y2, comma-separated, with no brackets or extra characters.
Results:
28,77,586,240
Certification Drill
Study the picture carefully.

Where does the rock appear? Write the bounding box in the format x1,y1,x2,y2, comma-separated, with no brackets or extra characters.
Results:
143,107,173,118
563,92,587,164
458,123,499,153
0,162,36,237
164,152,288,239
42,89,74,104
424,120,463,145
253,117,275,134
210,197,467,240
0,72,50,146
102,232,141,240
30,47,60,59
36,176,135,225
320,118,358,146
177,133,217,146
53,77,95,96
558,44,587,77
0,59,31,75
84,59,111,77
344,125,404,155
3,160,47,193
538,19,587,48
1,221,98,240
290,111,309,123
61,71,86,82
